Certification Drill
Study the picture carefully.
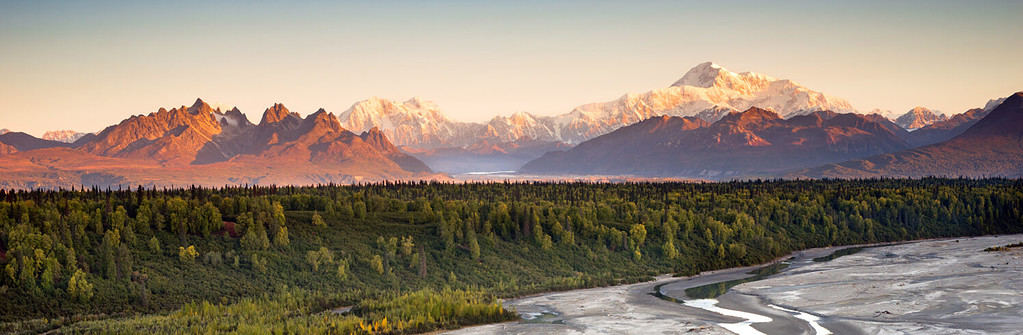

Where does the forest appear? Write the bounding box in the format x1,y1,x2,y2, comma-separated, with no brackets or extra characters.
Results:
1,178,1022,334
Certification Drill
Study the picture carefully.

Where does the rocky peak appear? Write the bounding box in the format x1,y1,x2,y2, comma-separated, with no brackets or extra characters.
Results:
259,103,299,126
224,107,245,119
218,107,252,128
359,127,391,147
304,108,344,133
721,107,782,125
189,98,214,115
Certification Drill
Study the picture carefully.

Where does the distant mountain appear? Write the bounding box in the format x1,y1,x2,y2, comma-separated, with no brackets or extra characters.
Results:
798,92,1023,178
0,99,439,189
0,131,70,151
41,130,89,143
521,107,907,179
336,62,857,173
0,128,8,135
339,97,481,148
904,96,1005,147
895,107,946,129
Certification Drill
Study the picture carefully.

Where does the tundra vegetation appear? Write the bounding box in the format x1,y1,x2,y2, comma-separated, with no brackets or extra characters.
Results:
1,178,1021,334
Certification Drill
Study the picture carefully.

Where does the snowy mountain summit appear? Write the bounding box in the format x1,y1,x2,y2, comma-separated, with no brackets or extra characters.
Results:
41,130,88,143
895,107,947,130
555,61,857,142
335,62,860,148
666,61,855,116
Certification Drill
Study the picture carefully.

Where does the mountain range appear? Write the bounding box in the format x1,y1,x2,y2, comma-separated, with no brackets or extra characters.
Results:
521,92,1019,179
0,99,437,189
337,62,857,173
798,92,1023,178
1,62,1018,187
520,109,908,178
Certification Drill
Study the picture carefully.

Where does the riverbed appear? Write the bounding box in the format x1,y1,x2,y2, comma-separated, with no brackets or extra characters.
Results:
445,234,1023,334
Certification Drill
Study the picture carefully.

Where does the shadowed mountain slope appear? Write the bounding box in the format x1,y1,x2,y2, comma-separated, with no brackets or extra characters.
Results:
521,108,908,179
797,92,1023,178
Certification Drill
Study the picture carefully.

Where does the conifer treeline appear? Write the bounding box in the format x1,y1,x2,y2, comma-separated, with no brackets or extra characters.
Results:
1,178,1021,333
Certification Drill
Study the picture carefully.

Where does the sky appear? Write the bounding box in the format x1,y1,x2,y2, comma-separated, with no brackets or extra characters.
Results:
1,0,1021,136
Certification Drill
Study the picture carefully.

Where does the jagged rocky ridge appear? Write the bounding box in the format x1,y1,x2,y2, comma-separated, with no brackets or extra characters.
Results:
0,99,436,189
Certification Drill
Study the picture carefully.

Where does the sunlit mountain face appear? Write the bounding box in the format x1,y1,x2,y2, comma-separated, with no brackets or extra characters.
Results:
0,99,439,189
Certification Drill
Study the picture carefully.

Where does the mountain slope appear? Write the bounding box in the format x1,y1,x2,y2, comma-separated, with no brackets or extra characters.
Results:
0,131,71,151
521,108,907,178
798,92,1023,178
79,99,227,164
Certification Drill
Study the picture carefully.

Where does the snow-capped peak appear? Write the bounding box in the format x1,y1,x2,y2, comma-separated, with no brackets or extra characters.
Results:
672,61,725,87
42,130,88,143
671,61,776,93
337,97,472,148
984,97,1007,112
895,106,947,129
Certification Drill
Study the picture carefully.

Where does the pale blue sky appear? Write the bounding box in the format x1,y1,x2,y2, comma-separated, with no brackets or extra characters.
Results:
1,0,1021,135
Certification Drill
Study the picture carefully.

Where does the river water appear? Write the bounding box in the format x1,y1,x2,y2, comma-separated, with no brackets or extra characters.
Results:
447,235,1023,334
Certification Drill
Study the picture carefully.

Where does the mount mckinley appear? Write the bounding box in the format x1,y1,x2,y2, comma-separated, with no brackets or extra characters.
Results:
338,62,858,173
